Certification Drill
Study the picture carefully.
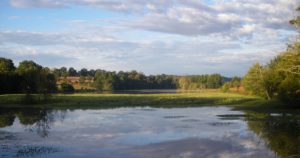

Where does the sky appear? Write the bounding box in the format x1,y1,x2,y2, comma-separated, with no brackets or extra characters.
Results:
0,0,299,76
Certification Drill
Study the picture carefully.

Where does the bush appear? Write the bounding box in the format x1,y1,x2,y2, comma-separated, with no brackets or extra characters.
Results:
60,83,75,93
221,82,230,92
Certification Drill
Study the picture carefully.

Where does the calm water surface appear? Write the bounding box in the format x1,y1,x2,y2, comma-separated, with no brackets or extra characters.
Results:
0,107,299,158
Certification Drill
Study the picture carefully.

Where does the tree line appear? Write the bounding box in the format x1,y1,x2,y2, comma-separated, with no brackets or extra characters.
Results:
0,58,228,94
178,74,229,90
0,59,56,98
52,67,227,90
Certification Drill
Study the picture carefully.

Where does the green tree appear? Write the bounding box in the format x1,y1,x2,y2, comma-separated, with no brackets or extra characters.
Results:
79,68,88,76
178,77,191,90
207,74,222,88
17,60,43,94
94,70,116,91
230,77,241,88
17,60,56,101
0,58,21,93
275,44,300,75
38,68,57,98
242,6,300,102
0,57,15,73
242,63,267,98
68,67,78,76
221,82,230,92
60,67,68,77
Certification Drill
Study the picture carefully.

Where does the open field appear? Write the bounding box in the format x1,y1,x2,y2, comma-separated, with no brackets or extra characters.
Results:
0,92,298,113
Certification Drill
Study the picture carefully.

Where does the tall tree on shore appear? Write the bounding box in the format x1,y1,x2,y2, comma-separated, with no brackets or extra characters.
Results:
17,60,43,94
0,58,21,94
242,63,267,98
243,6,300,102
17,60,56,100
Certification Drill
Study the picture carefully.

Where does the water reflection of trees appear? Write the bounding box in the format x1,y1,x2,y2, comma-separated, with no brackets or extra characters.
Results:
15,146,61,157
0,108,66,137
246,112,300,158
0,110,15,128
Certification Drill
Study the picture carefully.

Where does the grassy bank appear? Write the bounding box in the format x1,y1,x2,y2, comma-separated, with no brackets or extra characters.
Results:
1,92,295,112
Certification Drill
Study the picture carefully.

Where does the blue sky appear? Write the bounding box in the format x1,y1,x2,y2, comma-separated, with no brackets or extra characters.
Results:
0,0,299,76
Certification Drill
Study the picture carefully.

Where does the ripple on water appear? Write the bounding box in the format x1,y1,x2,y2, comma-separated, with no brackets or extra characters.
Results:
163,116,186,119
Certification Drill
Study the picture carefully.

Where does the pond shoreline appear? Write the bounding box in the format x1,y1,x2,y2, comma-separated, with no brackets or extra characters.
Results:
0,92,298,113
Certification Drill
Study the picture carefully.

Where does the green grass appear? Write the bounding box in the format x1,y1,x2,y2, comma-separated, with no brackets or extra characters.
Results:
0,91,293,111
1,91,299,114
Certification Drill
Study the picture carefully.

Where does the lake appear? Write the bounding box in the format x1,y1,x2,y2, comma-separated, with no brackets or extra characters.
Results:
0,106,299,158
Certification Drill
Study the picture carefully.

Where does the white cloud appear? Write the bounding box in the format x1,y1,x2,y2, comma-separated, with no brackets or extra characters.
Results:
10,0,65,8
8,0,298,38
129,0,297,38
10,0,173,12
0,31,252,74
3,0,299,75
0,29,279,75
